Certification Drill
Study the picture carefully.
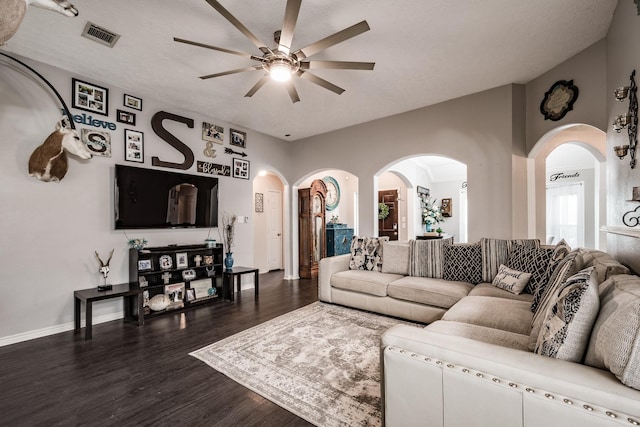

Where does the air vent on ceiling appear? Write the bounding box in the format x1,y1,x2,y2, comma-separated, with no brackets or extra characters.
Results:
81,22,120,48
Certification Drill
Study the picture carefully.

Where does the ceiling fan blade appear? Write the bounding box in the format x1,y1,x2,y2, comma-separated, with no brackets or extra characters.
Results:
205,0,272,55
285,80,301,103
173,37,263,62
297,71,345,95
278,0,302,55
200,65,262,80
293,20,370,60
300,60,375,70
245,75,270,97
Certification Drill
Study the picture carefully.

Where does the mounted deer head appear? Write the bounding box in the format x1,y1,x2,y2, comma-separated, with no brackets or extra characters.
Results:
0,0,78,46
95,249,114,279
28,119,92,182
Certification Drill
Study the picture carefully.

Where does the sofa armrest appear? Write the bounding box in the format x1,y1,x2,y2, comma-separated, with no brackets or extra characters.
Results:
381,325,640,427
318,254,350,303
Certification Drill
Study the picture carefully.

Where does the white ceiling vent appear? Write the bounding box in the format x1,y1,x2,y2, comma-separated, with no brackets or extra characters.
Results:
81,22,120,48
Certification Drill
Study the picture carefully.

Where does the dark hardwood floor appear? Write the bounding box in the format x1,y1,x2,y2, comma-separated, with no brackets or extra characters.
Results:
0,272,318,427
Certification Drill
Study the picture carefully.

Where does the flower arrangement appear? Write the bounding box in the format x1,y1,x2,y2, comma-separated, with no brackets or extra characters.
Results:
378,203,390,220
123,231,147,251
220,211,237,253
422,197,444,226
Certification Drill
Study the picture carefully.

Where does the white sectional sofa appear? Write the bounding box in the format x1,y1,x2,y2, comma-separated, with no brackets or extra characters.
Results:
318,237,640,427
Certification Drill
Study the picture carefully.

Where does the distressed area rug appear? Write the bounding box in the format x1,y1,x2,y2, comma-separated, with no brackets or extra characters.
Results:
190,302,415,427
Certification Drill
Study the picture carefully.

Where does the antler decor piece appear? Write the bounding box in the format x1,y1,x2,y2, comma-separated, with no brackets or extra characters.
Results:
95,249,114,291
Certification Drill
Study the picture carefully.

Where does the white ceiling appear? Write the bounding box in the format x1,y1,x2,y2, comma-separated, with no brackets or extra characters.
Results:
3,0,617,141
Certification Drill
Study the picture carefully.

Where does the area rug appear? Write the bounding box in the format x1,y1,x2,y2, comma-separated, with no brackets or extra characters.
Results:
190,302,416,427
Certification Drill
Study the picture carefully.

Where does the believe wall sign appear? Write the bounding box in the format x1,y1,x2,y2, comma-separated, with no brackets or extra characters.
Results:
72,113,117,130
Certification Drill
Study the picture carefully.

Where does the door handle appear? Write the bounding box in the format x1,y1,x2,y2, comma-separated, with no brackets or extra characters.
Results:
277,233,282,236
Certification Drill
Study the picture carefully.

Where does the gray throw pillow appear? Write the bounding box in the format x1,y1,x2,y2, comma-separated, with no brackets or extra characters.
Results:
381,241,409,275
535,267,599,362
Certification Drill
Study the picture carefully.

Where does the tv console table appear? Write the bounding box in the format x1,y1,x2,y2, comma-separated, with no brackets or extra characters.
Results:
74,283,143,340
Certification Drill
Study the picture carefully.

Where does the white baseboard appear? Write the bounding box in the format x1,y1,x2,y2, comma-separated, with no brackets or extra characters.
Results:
0,311,124,347
284,275,300,280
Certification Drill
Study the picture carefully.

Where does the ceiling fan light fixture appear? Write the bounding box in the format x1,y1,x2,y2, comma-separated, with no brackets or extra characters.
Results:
268,59,293,82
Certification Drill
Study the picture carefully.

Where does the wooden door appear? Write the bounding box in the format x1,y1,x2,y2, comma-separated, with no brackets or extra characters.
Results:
378,190,398,241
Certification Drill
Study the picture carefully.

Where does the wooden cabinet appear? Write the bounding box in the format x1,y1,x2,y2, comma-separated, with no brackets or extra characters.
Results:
298,179,326,279
128,243,224,319
326,223,354,257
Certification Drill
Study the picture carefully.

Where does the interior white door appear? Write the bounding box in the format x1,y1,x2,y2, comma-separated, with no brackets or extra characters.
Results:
267,190,283,270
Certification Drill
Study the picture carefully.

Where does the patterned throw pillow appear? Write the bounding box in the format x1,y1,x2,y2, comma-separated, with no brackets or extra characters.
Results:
408,237,453,278
443,243,482,284
492,264,531,294
481,238,540,283
535,267,599,362
349,236,389,271
507,245,553,294
530,239,571,313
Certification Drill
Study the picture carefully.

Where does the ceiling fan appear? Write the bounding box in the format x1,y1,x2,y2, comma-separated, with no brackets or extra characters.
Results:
174,0,375,103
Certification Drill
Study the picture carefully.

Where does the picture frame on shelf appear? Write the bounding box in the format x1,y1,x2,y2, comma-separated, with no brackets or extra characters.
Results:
124,129,144,163
116,109,136,125
230,128,246,148
185,288,195,302
138,259,152,271
124,94,142,111
176,252,188,268
159,255,173,270
232,158,250,180
204,255,213,265
72,78,108,116
81,129,111,157
202,122,224,144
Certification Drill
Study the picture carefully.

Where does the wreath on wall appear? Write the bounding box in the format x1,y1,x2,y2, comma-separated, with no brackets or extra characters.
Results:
378,203,390,220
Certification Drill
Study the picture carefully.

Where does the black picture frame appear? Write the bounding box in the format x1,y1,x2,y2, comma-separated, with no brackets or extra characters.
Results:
124,129,144,163
72,78,109,116
124,94,143,111
116,109,136,125
232,158,250,180
230,128,246,148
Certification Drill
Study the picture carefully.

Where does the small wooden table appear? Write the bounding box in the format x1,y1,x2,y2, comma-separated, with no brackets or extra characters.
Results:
74,283,143,340
223,267,259,301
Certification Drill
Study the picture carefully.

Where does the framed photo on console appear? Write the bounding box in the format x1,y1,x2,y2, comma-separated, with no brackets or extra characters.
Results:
138,259,152,271
72,78,109,116
176,252,188,268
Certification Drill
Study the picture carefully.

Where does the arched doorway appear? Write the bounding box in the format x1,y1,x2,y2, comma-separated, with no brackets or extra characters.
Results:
377,156,468,242
529,124,606,249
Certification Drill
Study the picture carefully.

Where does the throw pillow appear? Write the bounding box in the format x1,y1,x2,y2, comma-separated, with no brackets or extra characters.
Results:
535,267,599,362
530,239,571,313
381,241,410,275
507,245,553,294
349,236,389,271
480,238,540,283
443,243,482,284
491,264,531,294
408,237,452,278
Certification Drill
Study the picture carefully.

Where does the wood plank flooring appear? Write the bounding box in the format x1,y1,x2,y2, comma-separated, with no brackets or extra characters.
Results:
0,272,318,427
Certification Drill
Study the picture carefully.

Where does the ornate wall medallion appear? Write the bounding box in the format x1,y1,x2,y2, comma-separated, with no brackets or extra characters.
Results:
540,79,579,121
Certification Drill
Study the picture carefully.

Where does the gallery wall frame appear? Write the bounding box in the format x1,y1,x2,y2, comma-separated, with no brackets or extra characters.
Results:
72,78,108,116
233,158,250,179
124,129,144,163
124,94,143,111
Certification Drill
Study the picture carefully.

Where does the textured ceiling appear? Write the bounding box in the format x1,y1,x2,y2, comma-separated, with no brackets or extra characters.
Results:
2,0,617,140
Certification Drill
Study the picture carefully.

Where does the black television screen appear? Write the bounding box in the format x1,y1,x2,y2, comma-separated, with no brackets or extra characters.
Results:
114,164,219,229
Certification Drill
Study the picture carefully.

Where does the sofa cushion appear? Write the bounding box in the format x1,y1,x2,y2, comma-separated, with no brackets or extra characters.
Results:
426,320,529,351
584,274,640,391
443,243,482,284
530,239,571,313
381,241,410,275
388,276,473,309
576,248,629,284
507,244,553,294
481,238,540,283
491,264,531,294
442,296,533,335
349,236,389,272
535,267,599,363
468,283,534,302
331,270,403,297
408,237,452,278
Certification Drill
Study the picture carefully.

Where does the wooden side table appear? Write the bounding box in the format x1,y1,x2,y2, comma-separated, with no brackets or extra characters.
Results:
223,267,259,301
74,283,143,340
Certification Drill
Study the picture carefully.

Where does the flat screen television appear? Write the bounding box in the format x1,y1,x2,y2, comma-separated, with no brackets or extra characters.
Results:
114,164,219,229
